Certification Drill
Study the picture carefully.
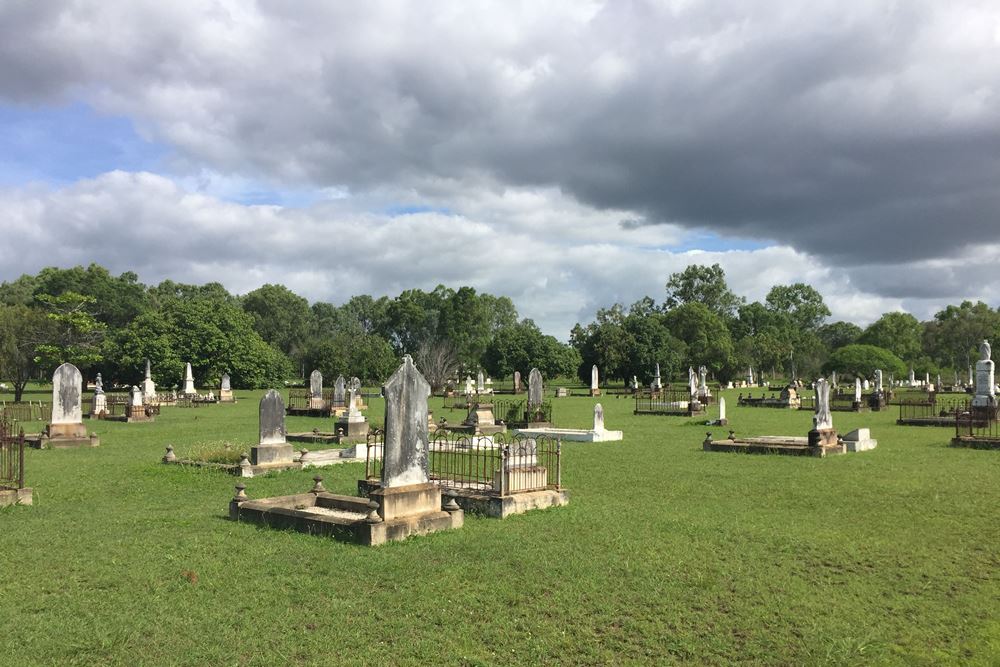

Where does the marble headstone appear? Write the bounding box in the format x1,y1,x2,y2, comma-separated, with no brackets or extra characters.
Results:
652,363,662,391
513,370,522,393
142,359,156,399
593,403,604,432
813,378,833,431
309,370,323,398
875,369,883,393
528,368,543,407
381,355,431,488
477,370,485,393
698,365,709,396
182,362,196,395
591,365,599,391
258,390,286,445
130,385,143,407
51,363,83,425
718,396,726,422
854,377,862,402
95,372,104,394
334,375,346,404
972,339,996,407
221,373,231,391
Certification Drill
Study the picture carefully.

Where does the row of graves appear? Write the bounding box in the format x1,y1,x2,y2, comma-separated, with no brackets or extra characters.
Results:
228,356,569,545
286,371,362,417
705,378,878,457
633,364,712,417
951,340,1000,449
738,371,892,413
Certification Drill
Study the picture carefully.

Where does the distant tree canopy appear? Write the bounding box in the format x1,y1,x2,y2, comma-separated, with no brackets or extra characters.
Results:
1,262,998,391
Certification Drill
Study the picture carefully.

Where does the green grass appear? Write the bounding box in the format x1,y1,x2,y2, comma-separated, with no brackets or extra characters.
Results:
1,383,998,666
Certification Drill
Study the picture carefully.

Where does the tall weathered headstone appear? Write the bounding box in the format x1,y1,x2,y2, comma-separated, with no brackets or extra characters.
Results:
464,376,474,395
875,369,883,393
528,368,543,407
854,377,862,402
309,370,323,398
718,396,727,423
47,363,90,442
381,355,431,488
252,390,292,465
182,362,196,395
936,373,942,393
698,365,710,397
809,378,836,449
908,368,916,387
831,371,838,388
333,375,346,405
221,373,231,391
513,370,522,394
130,385,143,407
688,366,698,398
593,403,604,432
142,359,156,400
972,340,996,408
652,363,662,391
590,365,600,396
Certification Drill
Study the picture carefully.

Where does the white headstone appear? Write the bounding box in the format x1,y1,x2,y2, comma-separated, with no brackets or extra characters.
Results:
972,340,996,407
51,363,83,425
258,389,286,445
334,375,346,404
381,355,431,488
688,367,697,397
698,365,709,396
652,363,662,390
130,385,143,407
593,403,604,432
182,362,196,395
875,369,883,393
718,396,726,421
221,373,231,391
142,360,156,399
854,377,862,402
464,376,474,395
309,370,323,398
813,378,833,431
477,370,485,393
591,365,599,391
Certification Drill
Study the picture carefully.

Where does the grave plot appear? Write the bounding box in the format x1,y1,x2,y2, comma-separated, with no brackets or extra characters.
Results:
360,426,567,518
0,417,30,507
25,363,99,449
896,396,971,427
515,403,622,443
705,378,876,457
737,384,802,409
950,339,1000,448
634,386,706,417
230,355,463,546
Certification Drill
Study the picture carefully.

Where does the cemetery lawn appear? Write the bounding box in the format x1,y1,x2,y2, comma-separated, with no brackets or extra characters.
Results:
2,386,998,666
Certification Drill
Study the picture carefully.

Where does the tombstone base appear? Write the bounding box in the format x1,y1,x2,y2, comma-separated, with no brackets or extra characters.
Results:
334,418,368,439
126,405,154,422
308,397,326,410
358,480,569,518
232,488,462,546
0,487,32,507
369,482,441,521
590,389,601,397
218,389,235,403
251,443,294,466
28,431,99,449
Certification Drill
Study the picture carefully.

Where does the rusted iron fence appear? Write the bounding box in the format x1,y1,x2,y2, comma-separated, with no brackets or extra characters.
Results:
0,418,25,491
634,388,701,415
955,404,1000,439
0,401,47,423
491,400,552,427
898,397,970,422
287,387,346,412
365,429,561,496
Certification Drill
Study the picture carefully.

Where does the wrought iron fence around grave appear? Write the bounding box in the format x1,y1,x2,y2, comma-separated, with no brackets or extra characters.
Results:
899,397,972,422
0,401,47,423
442,393,471,410
0,418,25,491
365,428,561,496
955,404,1000,440
491,399,552,427
287,387,347,412
634,388,700,415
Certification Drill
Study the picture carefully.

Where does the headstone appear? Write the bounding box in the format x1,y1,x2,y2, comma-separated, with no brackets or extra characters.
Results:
862,379,870,391
842,428,878,452
334,375,346,404
969,365,974,386
349,376,361,393
698,365,710,396
52,363,83,426
95,373,104,394
182,362,196,395
92,372,107,416
381,355,431,488
631,375,638,390
831,371,838,388
854,377,862,402
528,368,543,407
590,365,599,393
813,378,833,431
875,369,883,393
464,376,474,395
251,389,292,466
477,370,485,393
221,373,231,391
513,370,522,393
924,372,930,387
908,368,916,387
141,359,157,400
972,340,996,408
593,403,605,432
688,367,697,398
936,373,942,393
652,363,662,391
718,396,727,422
747,366,755,386
306,370,321,398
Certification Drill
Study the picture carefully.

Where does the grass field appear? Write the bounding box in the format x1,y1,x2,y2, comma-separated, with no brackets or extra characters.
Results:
1,383,998,666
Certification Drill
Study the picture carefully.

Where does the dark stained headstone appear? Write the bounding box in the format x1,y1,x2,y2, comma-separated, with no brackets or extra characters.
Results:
381,355,431,488
52,362,83,425
309,370,323,398
513,370,522,393
334,375,346,404
528,368,543,407
258,389,287,445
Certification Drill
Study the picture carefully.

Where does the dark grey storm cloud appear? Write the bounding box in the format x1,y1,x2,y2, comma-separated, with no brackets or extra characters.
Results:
1,0,999,329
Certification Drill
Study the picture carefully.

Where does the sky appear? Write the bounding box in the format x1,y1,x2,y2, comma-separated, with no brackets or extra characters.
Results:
2,1,1000,338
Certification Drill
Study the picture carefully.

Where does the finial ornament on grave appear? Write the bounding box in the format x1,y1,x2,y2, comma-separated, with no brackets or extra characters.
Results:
381,355,431,488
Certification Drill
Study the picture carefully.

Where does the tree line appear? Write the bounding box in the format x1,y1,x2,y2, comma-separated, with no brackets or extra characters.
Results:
1,263,996,401
0,264,578,399
570,263,1000,385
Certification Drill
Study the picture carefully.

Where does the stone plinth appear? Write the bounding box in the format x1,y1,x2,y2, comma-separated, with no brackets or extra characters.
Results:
369,481,440,521
219,389,235,403
250,443,294,466
0,487,32,507
842,428,878,452
335,417,369,440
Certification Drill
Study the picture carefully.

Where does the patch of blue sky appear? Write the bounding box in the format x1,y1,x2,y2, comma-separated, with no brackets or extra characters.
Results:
383,204,453,217
0,102,166,186
662,231,771,253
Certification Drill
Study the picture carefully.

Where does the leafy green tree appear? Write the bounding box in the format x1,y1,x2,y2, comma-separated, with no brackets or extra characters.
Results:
0,305,50,400
33,292,106,374
241,284,312,356
32,264,149,329
765,283,830,332
822,344,906,378
301,332,397,386
923,301,1000,371
620,311,686,385
818,321,863,351
858,312,923,362
663,302,734,378
664,263,744,319
570,305,630,382
484,320,579,380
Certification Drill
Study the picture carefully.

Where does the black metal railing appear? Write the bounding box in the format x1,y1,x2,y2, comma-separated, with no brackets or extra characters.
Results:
634,388,703,415
955,404,1000,439
492,400,552,427
898,397,970,422
365,429,561,496
0,418,25,491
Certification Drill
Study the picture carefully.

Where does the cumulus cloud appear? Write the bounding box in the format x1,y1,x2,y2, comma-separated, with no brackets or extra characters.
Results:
5,171,997,337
